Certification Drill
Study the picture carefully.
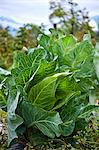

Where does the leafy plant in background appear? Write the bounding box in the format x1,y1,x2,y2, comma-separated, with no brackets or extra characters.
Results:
0,24,41,69
0,26,14,69
14,24,41,50
49,0,94,38
0,31,99,149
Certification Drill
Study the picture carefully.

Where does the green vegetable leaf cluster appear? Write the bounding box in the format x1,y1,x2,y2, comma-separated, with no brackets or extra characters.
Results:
0,32,98,145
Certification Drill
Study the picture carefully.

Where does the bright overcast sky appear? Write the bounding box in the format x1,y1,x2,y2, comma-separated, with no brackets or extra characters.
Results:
0,0,99,25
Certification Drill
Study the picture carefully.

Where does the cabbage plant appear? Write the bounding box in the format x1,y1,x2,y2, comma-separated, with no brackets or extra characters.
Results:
0,32,98,146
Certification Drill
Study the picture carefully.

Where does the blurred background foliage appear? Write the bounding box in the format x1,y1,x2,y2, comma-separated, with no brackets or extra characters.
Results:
49,0,94,37
0,26,14,69
0,24,41,69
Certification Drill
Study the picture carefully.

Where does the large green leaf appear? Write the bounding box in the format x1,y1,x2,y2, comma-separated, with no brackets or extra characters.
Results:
64,41,94,78
7,91,23,145
28,72,70,110
28,76,57,110
77,78,96,93
56,76,80,99
60,99,83,123
33,59,57,84
26,59,57,92
57,35,77,56
59,96,93,136
59,94,97,136
53,76,80,110
53,91,80,110
38,34,77,64
78,105,98,118
60,94,89,122
19,101,62,138
64,41,93,67
52,35,76,55
11,47,45,87
38,34,50,51
60,120,75,136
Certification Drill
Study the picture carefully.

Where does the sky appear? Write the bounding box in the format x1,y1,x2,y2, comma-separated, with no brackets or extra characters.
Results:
0,0,99,26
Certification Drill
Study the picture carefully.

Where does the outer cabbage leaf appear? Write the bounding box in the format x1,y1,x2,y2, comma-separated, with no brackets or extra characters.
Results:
38,34,50,51
60,97,85,122
50,35,77,67
78,105,98,118
56,35,77,56
59,95,97,136
7,91,23,145
26,58,57,92
18,101,62,138
11,47,46,87
60,120,75,136
64,41,94,78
